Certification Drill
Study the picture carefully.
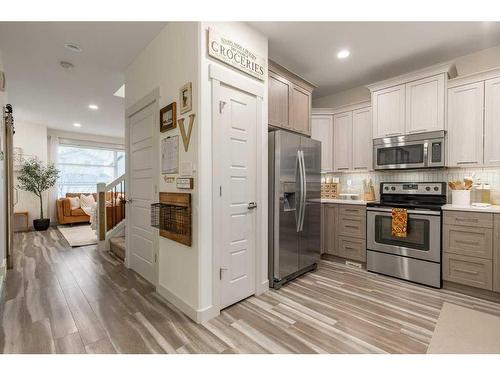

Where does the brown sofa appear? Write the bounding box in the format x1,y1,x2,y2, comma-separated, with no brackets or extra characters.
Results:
56,193,125,230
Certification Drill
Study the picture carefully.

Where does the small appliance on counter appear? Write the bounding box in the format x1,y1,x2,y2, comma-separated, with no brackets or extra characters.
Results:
366,182,447,288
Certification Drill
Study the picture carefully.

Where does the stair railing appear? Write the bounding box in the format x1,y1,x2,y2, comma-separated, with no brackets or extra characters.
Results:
96,174,126,250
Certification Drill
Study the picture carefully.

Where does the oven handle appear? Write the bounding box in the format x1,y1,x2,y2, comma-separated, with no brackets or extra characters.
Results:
366,207,441,216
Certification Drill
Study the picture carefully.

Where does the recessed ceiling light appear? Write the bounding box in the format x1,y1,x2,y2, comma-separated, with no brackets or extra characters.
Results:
64,43,82,53
60,61,75,70
337,49,350,59
73,123,81,128
88,104,99,110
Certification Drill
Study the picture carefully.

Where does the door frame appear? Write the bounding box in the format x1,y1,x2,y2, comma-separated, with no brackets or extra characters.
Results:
210,64,267,315
124,88,160,286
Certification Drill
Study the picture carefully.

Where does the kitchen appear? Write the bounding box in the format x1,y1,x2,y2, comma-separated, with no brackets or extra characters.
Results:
262,25,500,323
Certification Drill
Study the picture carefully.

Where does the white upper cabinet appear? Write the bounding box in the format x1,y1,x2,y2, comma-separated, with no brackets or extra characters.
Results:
333,111,353,172
484,77,500,166
352,107,373,170
311,114,334,172
372,84,405,138
405,74,445,134
447,81,484,167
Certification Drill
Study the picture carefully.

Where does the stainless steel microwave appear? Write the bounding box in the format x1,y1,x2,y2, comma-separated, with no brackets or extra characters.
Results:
373,131,446,170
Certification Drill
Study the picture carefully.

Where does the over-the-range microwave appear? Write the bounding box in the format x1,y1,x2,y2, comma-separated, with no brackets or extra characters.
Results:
373,130,446,170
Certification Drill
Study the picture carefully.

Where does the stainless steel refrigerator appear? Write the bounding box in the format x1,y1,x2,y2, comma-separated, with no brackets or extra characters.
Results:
268,130,321,289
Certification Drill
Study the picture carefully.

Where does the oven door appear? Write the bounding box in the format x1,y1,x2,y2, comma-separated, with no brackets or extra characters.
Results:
373,140,427,170
367,207,441,262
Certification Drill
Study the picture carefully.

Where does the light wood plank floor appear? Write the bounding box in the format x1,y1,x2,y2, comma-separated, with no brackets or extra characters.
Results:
2,228,500,354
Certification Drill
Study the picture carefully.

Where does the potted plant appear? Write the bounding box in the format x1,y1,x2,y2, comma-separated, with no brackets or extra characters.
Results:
17,158,60,231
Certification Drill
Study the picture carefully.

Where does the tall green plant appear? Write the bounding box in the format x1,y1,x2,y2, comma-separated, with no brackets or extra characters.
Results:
17,158,60,220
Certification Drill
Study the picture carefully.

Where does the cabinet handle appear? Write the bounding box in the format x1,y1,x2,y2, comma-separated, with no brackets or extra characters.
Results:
456,239,480,246
354,167,367,170
344,246,357,251
337,167,349,170
456,161,478,165
455,218,479,223
345,209,359,212
345,225,360,229
454,268,479,276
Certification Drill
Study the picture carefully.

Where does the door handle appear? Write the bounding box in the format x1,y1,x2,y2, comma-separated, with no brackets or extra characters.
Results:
124,198,133,204
247,202,257,210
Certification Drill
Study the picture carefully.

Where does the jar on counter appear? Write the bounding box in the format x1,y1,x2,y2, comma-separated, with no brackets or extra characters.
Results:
481,184,491,204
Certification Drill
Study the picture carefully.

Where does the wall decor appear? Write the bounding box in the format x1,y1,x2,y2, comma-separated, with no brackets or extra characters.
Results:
151,192,192,247
208,28,266,81
179,161,194,176
161,135,179,174
178,113,196,152
176,177,194,190
163,176,175,183
179,82,192,114
159,102,176,132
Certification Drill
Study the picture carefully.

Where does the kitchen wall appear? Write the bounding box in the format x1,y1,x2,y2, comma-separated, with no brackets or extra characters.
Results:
324,167,500,203
312,43,500,108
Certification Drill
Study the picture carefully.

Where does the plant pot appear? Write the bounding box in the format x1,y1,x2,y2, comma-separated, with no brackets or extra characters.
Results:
33,218,50,231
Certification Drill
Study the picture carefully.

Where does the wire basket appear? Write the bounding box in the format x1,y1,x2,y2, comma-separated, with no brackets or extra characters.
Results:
151,202,191,235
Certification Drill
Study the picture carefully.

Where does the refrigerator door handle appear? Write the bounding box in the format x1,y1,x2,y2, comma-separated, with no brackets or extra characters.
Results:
299,150,307,232
295,150,302,232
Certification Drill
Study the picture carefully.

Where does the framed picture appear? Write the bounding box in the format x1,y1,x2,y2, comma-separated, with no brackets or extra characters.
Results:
160,102,176,132
179,82,192,114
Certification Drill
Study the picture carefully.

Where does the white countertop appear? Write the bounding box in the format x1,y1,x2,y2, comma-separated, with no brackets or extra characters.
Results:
442,204,500,213
320,199,369,205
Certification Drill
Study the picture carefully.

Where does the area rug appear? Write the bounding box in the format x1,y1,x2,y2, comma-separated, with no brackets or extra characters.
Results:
58,224,98,247
427,302,500,354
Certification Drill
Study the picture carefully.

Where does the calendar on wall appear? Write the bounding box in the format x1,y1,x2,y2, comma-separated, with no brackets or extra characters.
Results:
161,135,179,174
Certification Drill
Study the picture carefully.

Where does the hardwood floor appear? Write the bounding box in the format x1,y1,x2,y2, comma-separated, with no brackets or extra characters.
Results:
2,228,500,353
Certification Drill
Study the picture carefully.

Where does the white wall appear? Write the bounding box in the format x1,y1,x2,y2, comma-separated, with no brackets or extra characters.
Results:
13,120,48,228
0,48,7,278
312,86,371,108
125,22,201,315
199,22,269,317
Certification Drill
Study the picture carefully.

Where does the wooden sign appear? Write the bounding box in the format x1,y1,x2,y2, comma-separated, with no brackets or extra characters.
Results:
178,113,195,152
208,28,266,81
176,177,194,190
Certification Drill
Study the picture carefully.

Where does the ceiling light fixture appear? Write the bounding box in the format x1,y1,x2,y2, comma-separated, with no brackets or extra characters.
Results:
73,123,81,128
60,61,75,70
88,104,99,110
337,49,350,59
64,43,83,53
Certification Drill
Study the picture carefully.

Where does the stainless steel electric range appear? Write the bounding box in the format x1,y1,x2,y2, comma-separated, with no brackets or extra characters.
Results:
366,182,447,288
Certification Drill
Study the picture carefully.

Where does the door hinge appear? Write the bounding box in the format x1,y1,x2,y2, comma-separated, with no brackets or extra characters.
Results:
219,186,222,197
219,101,226,114
155,253,158,263
219,267,227,280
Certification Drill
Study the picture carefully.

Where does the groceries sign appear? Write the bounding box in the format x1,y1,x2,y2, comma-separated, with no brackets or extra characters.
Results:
208,28,266,81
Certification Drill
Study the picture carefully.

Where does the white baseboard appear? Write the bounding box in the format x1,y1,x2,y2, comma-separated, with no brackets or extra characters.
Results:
256,279,269,295
157,284,216,323
0,258,6,294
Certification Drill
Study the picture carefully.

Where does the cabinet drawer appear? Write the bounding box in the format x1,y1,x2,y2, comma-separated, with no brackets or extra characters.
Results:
443,225,493,259
337,236,366,262
494,214,500,292
337,215,366,238
443,211,493,228
338,204,366,218
443,253,493,290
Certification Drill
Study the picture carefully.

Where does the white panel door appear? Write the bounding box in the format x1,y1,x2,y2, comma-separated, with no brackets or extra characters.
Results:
484,77,500,166
311,114,333,172
333,111,352,172
127,101,158,284
352,107,372,171
215,83,257,309
447,82,484,167
405,74,445,134
372,84,405,138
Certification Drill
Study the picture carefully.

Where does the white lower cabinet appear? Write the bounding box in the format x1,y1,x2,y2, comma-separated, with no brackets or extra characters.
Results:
447,81,484,167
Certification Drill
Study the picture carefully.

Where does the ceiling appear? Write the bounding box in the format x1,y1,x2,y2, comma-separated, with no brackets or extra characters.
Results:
0,22,165,137
250,22,500,98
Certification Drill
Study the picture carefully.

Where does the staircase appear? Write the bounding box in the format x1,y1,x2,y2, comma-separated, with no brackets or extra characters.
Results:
109,236,126,261
96,174,127,261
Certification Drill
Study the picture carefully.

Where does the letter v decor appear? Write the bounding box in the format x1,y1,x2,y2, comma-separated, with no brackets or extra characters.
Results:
178,113,195,152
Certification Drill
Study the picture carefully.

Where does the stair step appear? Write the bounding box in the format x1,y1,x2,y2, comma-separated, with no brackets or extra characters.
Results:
109,236,126,261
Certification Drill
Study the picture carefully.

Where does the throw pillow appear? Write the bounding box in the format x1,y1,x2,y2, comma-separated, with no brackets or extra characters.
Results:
68,197,80,210
80,194,96,209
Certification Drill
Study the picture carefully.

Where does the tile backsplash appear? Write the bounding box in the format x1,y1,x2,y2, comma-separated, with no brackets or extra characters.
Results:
323,167,500,202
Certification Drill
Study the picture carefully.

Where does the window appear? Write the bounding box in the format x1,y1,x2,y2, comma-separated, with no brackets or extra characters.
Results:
57,145,125,197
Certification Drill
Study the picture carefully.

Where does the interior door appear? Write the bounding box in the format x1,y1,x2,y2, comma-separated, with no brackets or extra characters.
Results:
127,100,158,284
216,83,257,309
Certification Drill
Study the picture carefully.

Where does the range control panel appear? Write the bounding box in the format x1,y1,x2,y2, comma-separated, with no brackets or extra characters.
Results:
381,182,445,195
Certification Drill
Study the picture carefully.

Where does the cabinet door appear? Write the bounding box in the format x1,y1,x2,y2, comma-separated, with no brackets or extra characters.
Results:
333,111,353,172
484,77,500,166
448,82,484,167
311,115,333,172
352,107,372,171
268,71,290,129
405,74,445,134
323,204,337,255
372,84,405,138
290,84,312,135
494,214,500,292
